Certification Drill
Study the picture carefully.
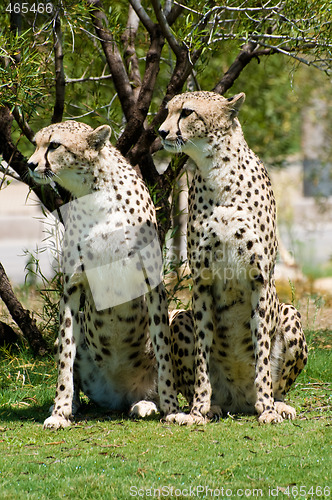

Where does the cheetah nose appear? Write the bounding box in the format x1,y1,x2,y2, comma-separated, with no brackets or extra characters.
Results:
27,162,38,172
158,128,169,140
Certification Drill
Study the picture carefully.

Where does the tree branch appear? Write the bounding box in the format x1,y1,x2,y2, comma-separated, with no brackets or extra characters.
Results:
166,3,184,25
129,0,155,34
117,24,165,156
0,321,22,346
88,0,136,122
213,41,259,95
122,5,142,100
0,106,67,212
126,5,213,166
66,74,113,84
11,106,35,143
0,262,48,356
118,0,186,158
151,0,182,57
51,13,66,124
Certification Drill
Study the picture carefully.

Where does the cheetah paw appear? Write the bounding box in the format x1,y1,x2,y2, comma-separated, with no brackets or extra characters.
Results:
129,400,158,418
190,411,207,425
164,412,195,426
258,410,284,424
43,415,72,430
274,401,296,420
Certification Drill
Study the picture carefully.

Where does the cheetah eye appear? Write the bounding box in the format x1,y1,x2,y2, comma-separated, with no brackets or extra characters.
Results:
180,108,194,119
48,142,61,151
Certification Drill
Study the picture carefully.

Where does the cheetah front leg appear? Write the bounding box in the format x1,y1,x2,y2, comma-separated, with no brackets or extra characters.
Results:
169,309,195,405
251,287,283,424
187,280,214,424
43,285,81,430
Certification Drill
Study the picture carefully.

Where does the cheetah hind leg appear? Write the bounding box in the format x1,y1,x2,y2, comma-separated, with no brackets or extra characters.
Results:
270,304,308,421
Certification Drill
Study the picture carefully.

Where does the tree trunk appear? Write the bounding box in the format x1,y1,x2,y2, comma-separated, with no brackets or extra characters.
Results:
0,262,48,356
0,321,22,346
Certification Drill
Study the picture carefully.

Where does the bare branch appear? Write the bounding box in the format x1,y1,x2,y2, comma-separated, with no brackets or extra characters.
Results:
51,13,66,124
87,0,136,121
166,3,184,25
122,5,142,99
126,47,193,165
123,8,215,163
255,39,331,72
117,0,192,158
117,24,165,156
213,42,260,95
66,74,113,84
174,2,282,14
151,0,182,57
129,0,155,34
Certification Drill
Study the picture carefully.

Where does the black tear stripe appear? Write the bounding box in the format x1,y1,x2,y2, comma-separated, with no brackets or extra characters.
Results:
45,142,70,177
176,114,183,139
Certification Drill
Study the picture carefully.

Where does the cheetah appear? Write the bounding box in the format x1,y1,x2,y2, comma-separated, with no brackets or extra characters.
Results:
159,91,308,424
28,121,181,429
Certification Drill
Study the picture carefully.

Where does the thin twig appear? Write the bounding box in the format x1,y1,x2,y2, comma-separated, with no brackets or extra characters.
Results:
66,74,113,84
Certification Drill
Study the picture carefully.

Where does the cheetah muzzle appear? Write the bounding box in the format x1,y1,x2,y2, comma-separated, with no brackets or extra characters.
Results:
160,91,308,425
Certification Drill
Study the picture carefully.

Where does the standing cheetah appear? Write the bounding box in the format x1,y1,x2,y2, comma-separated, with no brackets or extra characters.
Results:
28,121,180,429
159,91,307,424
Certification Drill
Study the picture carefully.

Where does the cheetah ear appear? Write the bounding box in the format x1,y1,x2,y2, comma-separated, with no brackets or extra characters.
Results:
88,125,111,151
226,92,245,118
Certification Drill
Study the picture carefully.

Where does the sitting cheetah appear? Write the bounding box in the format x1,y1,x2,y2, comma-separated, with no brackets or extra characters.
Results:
159,91,308,424
28,121,181,429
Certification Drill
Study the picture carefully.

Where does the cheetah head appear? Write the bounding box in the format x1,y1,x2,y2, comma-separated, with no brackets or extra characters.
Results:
28,121,111,196
159,91,245,162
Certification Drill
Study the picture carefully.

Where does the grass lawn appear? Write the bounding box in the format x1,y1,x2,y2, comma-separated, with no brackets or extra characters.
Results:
0,328,331,500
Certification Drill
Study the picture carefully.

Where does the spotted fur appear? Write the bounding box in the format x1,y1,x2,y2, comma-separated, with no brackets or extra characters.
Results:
29,121,181,429
160,91,308,424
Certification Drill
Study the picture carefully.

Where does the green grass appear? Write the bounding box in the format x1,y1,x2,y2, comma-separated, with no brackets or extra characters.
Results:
0,330,331,500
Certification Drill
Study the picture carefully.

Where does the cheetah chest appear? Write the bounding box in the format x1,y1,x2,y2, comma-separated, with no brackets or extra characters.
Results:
188,203,258,285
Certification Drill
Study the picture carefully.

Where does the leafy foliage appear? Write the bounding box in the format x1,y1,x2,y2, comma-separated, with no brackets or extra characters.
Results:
1,0,331,157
